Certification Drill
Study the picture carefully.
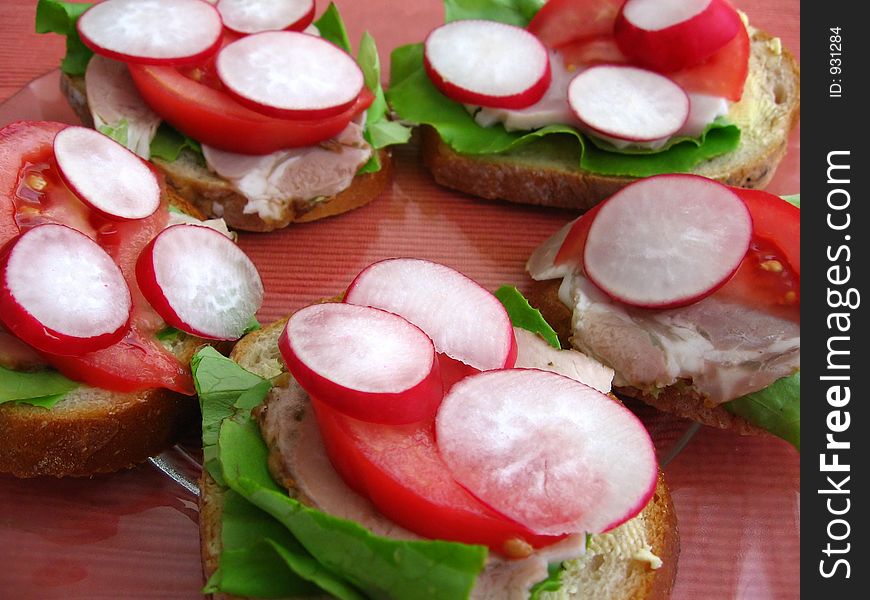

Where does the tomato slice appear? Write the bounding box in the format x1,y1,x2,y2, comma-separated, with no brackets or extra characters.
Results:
557,34,629,69
716,187,799,321
730,187,799,275
0,121,193,394
312,397,565,555
670,24,750,101
127,63,374,155
553,202,603,266
528,0,624,49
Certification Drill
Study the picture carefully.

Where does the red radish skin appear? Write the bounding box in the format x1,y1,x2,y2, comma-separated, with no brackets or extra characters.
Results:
615,0,742,73
527,0,625,49
217,0,315,34
279,304,443,425
53,127,160,221
582,174,753,309
77,0,223,66
0,224,132,356
344,258,517,371
436,369,658,535
567,65,690,143
216,32,364,120
424,20,551,109
136,225,263,340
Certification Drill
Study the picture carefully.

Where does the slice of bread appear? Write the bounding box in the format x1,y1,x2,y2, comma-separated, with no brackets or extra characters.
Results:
199,318,679,599
0,192,220,478
61,74,392,232
525,279,764,435
421,27,799,211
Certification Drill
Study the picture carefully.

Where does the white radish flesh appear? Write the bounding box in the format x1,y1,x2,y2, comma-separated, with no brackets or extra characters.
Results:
436,369,657,535
136,224,264,340
568,65,689,142
216,31,364,119
77,0,223,66
616,0,742,72
344,258,517,371
583,174,753,309
424,20,551,109
0,224,132,355
53,126,160,220
217,0,315,34
280,303,442,424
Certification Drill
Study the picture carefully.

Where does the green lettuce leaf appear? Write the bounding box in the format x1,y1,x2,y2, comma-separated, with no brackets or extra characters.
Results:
319,8,412,175
444,0,546,24
98,119,129,147
783,193,800,208
204,489,323,598
495,285,560,349
194,347,488,599
314,3,353,53
387,24,740,177
316,4,410,175
35,0,93,76
149,123,204,163
528,562,564,600
193,346,271,484
725,372,800,450
0,366,78,409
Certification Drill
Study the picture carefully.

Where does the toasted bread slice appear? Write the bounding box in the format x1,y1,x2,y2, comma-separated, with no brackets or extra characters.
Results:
199,318,679,599
421,27,799,211
61,74,392,232
0,193,220,478
525,279,764,435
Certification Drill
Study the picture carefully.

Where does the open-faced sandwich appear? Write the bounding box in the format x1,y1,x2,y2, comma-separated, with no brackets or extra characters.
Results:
526,173,799,449
195,258,679,600
388,0,800,210
0,120,264,477
37,0,410,231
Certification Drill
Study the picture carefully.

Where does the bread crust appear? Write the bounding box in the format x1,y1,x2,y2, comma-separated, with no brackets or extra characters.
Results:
525,279,764,435
61,73,392,232
0,388,195,478
421,28,800,210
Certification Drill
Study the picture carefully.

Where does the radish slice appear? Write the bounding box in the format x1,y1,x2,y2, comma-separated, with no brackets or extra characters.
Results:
280,303,442,424
436,369,657,535
53,127,160,221
136,224,263,340
217,0,315,34
77,0,223,66
216,31,364,119
424,20,551,109
344,259,517,371
567,65,689,143
615,0,742,73
583,174,753,309
0,224,132,356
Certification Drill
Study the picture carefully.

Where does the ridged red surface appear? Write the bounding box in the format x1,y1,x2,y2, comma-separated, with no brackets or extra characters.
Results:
0,1,798,597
